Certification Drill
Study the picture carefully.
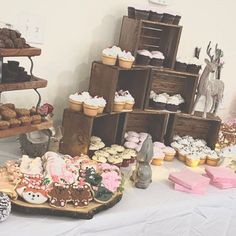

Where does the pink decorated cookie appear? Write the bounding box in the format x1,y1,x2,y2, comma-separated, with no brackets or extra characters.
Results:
126,136,139,143
127,131,139,138
101,171,121,193
154,142,166,149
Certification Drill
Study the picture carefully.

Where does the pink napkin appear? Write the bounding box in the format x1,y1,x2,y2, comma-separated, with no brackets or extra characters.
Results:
174,183,208,194
169,169,210,190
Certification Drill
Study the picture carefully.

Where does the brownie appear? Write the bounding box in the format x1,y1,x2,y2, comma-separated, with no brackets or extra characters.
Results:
9,118,21,128
0,121,10,130
19,116,32,126
15,108,30,117
31,115,42,125
1,109,17,120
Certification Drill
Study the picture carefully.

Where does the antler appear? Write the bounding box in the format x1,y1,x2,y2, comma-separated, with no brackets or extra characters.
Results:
214,43,223,63
206,41,214,61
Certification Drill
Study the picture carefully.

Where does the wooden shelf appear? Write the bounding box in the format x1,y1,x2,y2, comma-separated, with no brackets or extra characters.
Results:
0,120,53,138
0,47,41,57
0,77,47,92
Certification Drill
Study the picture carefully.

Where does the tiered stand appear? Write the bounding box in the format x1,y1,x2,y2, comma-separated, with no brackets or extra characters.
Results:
0,48,52,138
60,15,221,156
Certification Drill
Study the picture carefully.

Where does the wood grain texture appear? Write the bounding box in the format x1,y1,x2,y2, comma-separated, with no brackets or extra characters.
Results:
0,47,41,57
11,193,122,219
165,112,221,149
0,120,53,138
0,77,47,92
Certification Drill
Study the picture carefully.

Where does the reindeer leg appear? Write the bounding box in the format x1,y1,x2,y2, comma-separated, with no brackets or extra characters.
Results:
191,94,201,115
210,96,216,113
203,92,210,118
213,98,220,116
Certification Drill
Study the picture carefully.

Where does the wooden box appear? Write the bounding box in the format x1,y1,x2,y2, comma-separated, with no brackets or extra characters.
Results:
60,109,121,156
117,110,169,144
145,68,199,114
165,112,222,149
119,16,182,68
89,62,150,113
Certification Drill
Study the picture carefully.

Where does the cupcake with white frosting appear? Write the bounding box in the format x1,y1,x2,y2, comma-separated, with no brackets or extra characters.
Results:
175,57,188,72
94,96,107,114
123,91,135,110
153,93,169,110
186,153,201,168
69,91,92,112
83,98,99,117
166,95,180,112
113,92,126,112
136,50,152,65
102,46,122,66
118,50,135,69
150,51,165,67
206,150,220,166
187,57,202,74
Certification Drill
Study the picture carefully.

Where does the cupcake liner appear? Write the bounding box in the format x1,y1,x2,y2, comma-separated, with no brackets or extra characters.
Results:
164,154,175,162
98,106,105,114
149,11,163,22
102,55,117,66
128,7,135,19
118,58,134,69
135,9,150,20
150,58,163,67
124,102,134,110
173,15,181,25
69,99,83,112
161,13,175,24
83,104,99,117
206,158,220,166
151,159,163,166
178,154,186,162
166,104,178,112
113,103,125,112
135,54,151,65
186,64,201,74
174,62,187,72
153,102,166,110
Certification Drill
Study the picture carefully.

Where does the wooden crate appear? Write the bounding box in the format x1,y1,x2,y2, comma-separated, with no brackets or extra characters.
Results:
117,110,169,144
144,68,199,114
89,61,150,113
119,16,182,69
60,109,121,156
165,112,222,149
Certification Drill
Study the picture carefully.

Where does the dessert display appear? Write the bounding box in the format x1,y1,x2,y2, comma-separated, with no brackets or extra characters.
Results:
102,46,134,69
171,135,221,167
68,91,106,116
0,28,30,49
0,192,11,222
127,6,181,25
149,91,184,111
2,61,31,83
124,131,148,152
136,50,165,67
0,152,123,218
113,90,135,112
0,103,45,130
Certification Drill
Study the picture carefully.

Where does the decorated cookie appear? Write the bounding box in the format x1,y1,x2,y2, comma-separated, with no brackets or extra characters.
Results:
47,183,71,207
111,144,125,153
70,183,93,207
94,186,113,203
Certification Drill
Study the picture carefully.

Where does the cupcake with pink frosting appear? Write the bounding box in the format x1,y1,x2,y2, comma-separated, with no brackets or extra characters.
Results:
150,51,165,67
136,50,152,65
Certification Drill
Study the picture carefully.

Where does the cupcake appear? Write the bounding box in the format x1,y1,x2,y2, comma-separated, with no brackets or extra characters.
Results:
113,93,125,112
166,96,179,112
123,149,137,163
136,50,152,65
19,116,32,126
186,57,202,74
173,14,181,25
128,6,135,19
185,153,200,168
111,144,125,153
151,151,165,166
149,9,163,22
161,11,175,24
135,6,150,20
123,91,135,110
9,118,21,128
83,98,99,117
178,148,189,162
95,96,106,114
94,150,110,158
3,103,15,110
153,93,169,110
153,141,166,149
0,120,10,130
199,153,207,165
107,155,123,168
121,153,132,167
163,147,176,161
175,57,188,72
68,92,89,112
92,155,107,164
150,51,165,67
102,46,121,66
31,115,42,125
124,141,138,150
206,151,220,166
118,50,135,69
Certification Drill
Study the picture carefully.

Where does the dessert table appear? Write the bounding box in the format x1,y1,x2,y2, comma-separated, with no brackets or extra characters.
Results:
0,138,236,236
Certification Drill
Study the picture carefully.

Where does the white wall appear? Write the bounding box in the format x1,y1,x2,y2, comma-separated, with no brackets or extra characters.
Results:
0,0,235,124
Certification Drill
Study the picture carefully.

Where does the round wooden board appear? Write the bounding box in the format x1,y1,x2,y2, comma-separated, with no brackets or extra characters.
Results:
11,193,123,219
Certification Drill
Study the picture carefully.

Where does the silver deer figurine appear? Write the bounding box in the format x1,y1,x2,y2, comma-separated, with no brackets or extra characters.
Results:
191,41,224,118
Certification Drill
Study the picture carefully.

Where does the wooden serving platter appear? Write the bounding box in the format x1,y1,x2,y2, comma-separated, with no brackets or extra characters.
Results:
0,47,41,57
11,192,122,219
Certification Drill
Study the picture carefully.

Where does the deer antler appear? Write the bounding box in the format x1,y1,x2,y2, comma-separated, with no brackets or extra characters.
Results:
206,41,214,61
214,43,224,63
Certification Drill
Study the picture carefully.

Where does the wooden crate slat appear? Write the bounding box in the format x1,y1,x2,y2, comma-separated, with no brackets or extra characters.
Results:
0,47,41,57
0,120,52,139
141,28,163,38
0,77,47,92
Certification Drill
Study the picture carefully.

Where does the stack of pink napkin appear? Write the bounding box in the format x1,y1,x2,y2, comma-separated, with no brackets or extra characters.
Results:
169,169,210,194
205,166,236,189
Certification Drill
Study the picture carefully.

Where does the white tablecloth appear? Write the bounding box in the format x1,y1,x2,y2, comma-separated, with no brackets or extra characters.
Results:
0,138,236,236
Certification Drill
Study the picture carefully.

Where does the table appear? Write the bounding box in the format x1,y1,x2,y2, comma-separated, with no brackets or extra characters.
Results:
0,138,236,236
